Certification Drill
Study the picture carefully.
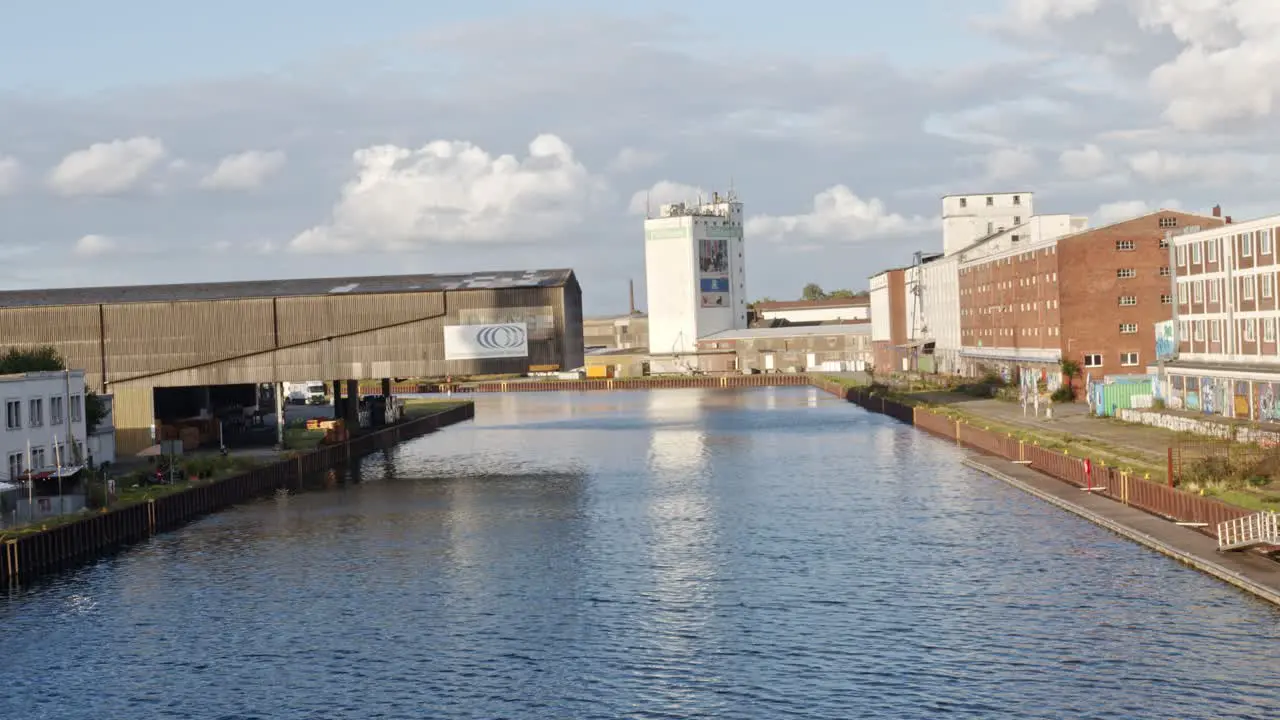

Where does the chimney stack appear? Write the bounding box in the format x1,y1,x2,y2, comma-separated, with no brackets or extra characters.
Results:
1226,216,1233,224
629,279,636,315
1212,204,1221,217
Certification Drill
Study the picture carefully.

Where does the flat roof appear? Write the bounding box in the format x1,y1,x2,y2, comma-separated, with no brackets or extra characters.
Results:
0,269,575,309
701,324,872,342
755,297,869,311
941,191,1032,198
0,370,86,383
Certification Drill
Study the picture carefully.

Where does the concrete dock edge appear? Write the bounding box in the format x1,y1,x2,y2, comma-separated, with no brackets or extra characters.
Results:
962,456,1280,608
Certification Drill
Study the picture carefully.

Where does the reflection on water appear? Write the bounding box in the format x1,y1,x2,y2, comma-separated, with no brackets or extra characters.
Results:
1,388,1278,720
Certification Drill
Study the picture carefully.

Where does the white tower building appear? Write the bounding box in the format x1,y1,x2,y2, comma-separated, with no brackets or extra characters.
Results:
643,191,747,369
942,192,1033,256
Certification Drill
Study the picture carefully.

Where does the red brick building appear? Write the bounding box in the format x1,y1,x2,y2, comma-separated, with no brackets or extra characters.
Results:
958,208,1225,395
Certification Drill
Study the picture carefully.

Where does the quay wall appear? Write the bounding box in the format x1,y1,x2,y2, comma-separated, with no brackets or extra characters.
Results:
1,403,474,585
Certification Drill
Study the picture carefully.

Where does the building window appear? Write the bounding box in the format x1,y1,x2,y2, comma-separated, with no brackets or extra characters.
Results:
1243,232,1254,257
1013,195,1021,205
50,395,63,425
1116,240,1135,251
1212,321,1221,342
1264,230,1274,255
1264,273,1275,299
1191,243,1201,263
1120,352,1139,366
1177,246,1187,264
1083,354,1103,367
986,196,994,206
30,446,45,470
1014,216,1021,224
1159,216,1177,228
5,399,20,430
1011,234,1020,242
987,222,993,234
1120,323,1138,334
1159,266,1170,277
1246,319,1257,342
1208,240,1218,262
1209,280,1219,302
1119,295,1137,306
1193,282,1203,303
1117,268,1136,278
7,452,22,481
1160,238,1170,249
1267,319,1277,343
1161,294,1173,304
1243,276,1256,300
28,398,42,427
959,197,967,208
70,395,82,423
1195,321,1205,341
1179,283,1189,303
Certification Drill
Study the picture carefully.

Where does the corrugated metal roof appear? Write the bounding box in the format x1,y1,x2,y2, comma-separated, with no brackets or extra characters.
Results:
701,325,872,342
0,269,576,308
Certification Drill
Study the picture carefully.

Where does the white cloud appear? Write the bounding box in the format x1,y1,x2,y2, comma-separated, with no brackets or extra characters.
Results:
200,150,286,190
608,147,662,173
47,137,167,196
984,146,1037,180
1125,150,1257,184
747,186,936,245
1094,199,1182,225
73,234,116,257
0,156,20,195
1059,143,1110,178
627,181,705,215
290,133,600,252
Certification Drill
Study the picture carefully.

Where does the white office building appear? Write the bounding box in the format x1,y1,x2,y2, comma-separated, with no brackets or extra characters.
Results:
942,192,1035,257
2,370,89,485
643,192,747,371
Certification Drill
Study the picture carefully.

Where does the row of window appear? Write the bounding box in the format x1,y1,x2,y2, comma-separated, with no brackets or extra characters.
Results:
1181,318,1279,344
1176,228,1277,265
1178,274,1276,304
958,195,1022,208
964,327,1060,338
4,395,82,431
959,247,1057,276
962,299,1061,316
5,444,71,480
1081,352,1141,368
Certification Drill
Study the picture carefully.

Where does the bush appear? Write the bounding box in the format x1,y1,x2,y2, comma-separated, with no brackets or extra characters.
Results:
1051,386,1075,403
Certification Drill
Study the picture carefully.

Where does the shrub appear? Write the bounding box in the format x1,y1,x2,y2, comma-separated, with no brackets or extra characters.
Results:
1051,386,1075,403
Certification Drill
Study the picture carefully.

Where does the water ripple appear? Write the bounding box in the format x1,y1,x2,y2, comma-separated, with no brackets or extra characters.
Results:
1,388,1278,719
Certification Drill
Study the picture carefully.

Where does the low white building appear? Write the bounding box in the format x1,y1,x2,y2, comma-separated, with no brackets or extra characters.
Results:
754,298,870,324
1,370,89,484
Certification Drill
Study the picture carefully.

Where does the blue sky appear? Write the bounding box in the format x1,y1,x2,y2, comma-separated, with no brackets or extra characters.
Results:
2,0,1007,92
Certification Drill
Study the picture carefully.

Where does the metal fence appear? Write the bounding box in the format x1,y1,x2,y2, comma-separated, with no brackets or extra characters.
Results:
1171,435,1280,489
1,403,475,585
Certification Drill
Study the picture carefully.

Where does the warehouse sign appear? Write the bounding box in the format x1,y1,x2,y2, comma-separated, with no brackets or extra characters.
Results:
444,323,529,360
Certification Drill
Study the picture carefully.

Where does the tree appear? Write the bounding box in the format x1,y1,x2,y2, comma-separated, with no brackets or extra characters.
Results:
1059,359,1081,401
802,283,825,301
749,297,777,307
826,288,856,298
85,392,107,435
0,346,64,374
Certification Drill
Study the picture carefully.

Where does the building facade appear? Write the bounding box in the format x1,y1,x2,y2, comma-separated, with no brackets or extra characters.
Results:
583,314,648,351
870,268,909,372
1163,210,1280,419
959,209,1221,393
643,193,747,367
942,192,1034,256
695,325,872,373
754,297,870,325
2,371,89,484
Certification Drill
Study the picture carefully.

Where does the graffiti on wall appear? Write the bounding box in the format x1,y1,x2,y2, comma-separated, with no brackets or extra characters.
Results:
1257,382,1280,422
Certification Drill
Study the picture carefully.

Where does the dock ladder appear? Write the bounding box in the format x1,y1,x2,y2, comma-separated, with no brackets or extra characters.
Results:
1217,512,1280,551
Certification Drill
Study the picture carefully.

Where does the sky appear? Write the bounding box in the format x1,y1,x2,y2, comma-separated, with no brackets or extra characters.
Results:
1,0,1277,314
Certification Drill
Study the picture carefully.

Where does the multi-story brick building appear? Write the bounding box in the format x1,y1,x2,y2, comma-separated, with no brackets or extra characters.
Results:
958,208,1224,395
1163,211,1280,420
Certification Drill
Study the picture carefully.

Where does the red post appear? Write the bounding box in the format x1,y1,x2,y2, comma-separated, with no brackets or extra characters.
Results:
1084,458,1093,491
1167,446,1175,488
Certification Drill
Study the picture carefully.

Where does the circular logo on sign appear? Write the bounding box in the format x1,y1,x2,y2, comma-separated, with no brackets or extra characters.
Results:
476,324,526,350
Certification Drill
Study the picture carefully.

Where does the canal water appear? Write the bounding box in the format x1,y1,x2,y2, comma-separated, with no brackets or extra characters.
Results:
3,387,1278,719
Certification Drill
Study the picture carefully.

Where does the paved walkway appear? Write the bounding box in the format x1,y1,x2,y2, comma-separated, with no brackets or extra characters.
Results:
965,455,1280,608
911,392,1175,463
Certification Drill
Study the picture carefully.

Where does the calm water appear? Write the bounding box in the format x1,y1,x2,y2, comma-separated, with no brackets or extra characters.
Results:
3,388,1279,719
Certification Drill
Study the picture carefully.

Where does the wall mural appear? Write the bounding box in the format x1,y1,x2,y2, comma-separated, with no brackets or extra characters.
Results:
1256,382,1280,423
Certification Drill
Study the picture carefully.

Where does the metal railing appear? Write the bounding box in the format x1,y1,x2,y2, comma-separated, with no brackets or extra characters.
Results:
1217,511,1280,551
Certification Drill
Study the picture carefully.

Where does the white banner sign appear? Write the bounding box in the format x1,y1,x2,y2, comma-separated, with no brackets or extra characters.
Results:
443,323,529,360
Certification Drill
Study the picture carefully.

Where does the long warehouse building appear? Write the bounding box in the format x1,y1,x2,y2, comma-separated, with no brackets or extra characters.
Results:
0,269,584,453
